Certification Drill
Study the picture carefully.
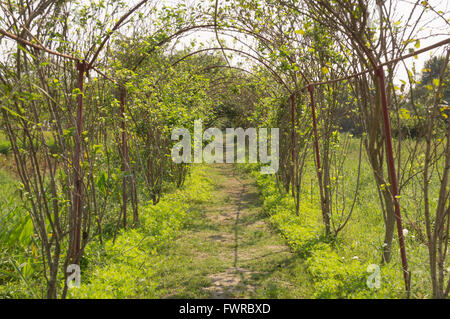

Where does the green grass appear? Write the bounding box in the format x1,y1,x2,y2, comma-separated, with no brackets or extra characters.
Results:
245,165,404,298
68,164,316,299
0,169,16,202
0,130,59,156
0,131,446,299
0,141,11,156
240,133,447,299
0,170,24,244
149,165,314,299
0,169,37,299
0,131,11,156
68,165,214,298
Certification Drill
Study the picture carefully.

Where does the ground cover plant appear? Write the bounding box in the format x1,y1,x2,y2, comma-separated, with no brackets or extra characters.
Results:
0,0,449,299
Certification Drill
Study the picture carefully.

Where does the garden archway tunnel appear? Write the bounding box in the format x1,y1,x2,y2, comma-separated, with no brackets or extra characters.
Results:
1,0,449,299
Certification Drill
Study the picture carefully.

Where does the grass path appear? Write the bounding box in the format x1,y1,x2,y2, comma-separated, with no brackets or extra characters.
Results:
154,164,313,298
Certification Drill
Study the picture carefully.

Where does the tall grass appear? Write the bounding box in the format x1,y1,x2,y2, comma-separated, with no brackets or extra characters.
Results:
242,134,444,298
0,131,11,156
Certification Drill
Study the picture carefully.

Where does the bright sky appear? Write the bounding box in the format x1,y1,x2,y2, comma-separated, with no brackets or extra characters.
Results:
159,0,450,85
0,0,449,85
391,0,450,84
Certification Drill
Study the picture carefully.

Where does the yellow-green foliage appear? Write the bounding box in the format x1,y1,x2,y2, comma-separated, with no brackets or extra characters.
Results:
249,165,402,299
306,244,401,299
69,166,212,299
251,169,324,257
0,131,11,155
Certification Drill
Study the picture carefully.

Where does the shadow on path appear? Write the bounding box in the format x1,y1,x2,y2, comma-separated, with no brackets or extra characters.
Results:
156,164,312,299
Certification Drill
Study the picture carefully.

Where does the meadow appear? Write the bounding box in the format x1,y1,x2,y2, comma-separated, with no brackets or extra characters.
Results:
0,132,446,298
0,0,449,300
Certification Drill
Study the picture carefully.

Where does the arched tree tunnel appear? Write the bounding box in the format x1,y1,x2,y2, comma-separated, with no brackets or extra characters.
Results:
0,0,449,299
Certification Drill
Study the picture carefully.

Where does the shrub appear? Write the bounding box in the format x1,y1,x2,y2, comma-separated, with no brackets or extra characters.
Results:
0,141,11,156
306,245,401,299
68,165,212,298
248,164,402,299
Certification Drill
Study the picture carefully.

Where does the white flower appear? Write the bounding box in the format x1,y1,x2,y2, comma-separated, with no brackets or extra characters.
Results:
352,256,359,260
402,228,409,237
